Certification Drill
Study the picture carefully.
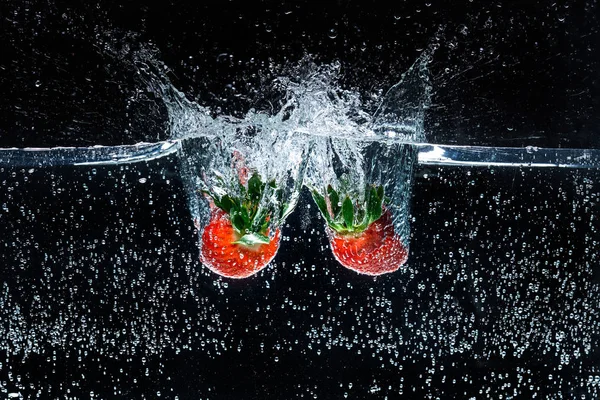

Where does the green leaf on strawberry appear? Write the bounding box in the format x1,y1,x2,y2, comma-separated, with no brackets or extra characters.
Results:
342,196,354,228
202,171,291,246
327,185,340,215
311,183,386,235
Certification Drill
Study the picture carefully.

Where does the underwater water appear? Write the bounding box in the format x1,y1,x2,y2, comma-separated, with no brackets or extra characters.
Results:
1,145,600,398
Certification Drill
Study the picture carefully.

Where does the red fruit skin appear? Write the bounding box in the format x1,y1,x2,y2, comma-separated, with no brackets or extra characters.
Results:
327,209,408,276
200,209,281,279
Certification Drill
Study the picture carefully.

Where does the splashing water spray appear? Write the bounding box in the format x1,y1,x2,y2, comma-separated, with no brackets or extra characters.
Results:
1,38,597,279
145,44,435,278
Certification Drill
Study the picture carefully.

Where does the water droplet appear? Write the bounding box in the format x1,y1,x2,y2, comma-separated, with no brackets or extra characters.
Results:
328,28,338,39
525,146,538,154
216,53,229,63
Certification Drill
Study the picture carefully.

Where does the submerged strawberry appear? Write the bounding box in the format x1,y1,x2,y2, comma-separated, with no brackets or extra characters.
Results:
311,183,408,275
200,171,290,279
201,207,280,278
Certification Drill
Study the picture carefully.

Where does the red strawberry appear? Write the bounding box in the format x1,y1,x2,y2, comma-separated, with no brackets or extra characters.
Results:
327,208,407,275
199,169,289,278
311,183,408,275
201,208,280,278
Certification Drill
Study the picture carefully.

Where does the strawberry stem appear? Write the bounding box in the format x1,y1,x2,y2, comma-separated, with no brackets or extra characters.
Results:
202,171,289,245
311,183,386,235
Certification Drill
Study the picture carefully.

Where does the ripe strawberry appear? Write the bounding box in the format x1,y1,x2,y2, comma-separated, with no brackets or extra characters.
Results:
311,183,408,275
199,171,290,279
201,207,280,278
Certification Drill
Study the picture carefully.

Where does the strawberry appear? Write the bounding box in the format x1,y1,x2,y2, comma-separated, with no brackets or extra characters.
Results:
200,170,290,279
311,183,408,275
200,207,281,278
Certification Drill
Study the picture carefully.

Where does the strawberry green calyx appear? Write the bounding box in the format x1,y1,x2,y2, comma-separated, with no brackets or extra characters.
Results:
311,184,386,235
203,172,289,246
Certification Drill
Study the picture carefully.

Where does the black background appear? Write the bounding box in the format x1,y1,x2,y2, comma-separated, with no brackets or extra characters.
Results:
0,0,598,147
1,1,600,399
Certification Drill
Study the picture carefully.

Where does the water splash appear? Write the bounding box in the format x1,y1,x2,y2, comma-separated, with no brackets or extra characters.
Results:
370,49,433,142
108,37,433,143
98,37,434,276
